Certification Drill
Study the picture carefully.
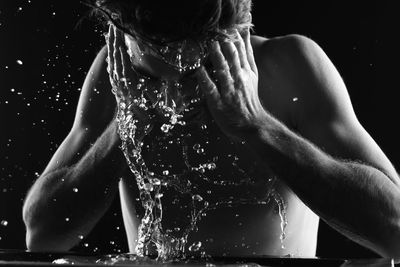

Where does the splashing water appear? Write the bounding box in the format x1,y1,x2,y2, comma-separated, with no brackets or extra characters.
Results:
111,45,288,261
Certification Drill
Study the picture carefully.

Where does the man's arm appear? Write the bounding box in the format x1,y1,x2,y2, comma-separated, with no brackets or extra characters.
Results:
252,35,400,257
245,111,400,257
197,31,400,257
22,46,127,251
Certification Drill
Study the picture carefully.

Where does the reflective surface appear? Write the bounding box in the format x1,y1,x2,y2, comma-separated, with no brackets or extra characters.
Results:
0,250,399,267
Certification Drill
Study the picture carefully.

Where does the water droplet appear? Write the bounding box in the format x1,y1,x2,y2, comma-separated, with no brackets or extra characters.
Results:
292,97,298,102
206,163,216,170
143,183,153,191
160,46,169,54
188,241,202,252
160,124,172,133
65,218,70,222
78,235,84,240
1,220,8,227
72,188,78,193
192,194,203,202
16,60,23,65
152,178,161,185
193,144,201,150
196,148,205,154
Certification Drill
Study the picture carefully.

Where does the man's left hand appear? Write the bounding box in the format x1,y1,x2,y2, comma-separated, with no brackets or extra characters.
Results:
196,29,266,141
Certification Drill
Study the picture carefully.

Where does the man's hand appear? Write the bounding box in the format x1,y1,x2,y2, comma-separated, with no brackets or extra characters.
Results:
106,24,153,141
196,29,266,141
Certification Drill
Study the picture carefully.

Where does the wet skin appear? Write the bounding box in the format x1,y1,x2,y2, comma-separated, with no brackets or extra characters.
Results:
23,24,400,257
108,26,319,256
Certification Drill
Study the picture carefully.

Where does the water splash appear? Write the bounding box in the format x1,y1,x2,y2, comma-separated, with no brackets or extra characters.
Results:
111,46,288,260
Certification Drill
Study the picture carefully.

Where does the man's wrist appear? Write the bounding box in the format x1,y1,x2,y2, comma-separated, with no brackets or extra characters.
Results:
240,112,272,143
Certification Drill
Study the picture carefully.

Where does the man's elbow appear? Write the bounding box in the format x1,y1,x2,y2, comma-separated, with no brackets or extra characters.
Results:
379,241,400,259
375,217,400,258
25,227,74,252
23,207,73,252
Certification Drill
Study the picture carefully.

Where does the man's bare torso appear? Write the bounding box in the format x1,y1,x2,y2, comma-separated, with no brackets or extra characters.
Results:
108,35,320,257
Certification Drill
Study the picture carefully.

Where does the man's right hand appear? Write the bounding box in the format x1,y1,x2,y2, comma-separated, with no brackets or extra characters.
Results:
106,24,154,141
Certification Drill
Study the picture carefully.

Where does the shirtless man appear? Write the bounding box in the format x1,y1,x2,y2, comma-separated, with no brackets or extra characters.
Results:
22,0,400,258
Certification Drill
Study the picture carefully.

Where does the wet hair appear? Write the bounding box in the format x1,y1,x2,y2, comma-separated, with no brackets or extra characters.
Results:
85,0,253,44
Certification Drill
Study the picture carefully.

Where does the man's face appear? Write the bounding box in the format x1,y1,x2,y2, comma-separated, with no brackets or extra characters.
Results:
123,33,208,82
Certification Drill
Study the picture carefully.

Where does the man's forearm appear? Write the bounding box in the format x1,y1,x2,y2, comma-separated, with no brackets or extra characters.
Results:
244,114,400,257
23,121,127,251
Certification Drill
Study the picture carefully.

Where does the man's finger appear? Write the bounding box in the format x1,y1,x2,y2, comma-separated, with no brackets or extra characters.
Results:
119,48,131,89
244,29,257,74
234,29,251,70
113,26,122,80
120,47,137,86
106,24,114,76
196,66,220,104
219,40,241,76
209,42,230,74
209,42,235,96
213,69,235,94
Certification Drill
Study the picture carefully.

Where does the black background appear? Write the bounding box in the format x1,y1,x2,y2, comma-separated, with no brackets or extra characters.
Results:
0,0,399,258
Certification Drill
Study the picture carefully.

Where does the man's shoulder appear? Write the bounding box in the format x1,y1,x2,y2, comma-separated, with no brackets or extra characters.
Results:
251,34,322,77
252,33,341,99
252,34,348,127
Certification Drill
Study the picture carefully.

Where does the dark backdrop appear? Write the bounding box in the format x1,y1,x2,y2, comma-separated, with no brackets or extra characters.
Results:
0,0,399,258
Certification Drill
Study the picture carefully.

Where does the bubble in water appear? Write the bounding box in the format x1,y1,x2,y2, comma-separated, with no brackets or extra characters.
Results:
16,60,23,65
72,188,78,193
0,220,8,227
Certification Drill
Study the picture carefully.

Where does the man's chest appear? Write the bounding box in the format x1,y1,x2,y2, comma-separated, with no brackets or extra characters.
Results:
139,109,277,206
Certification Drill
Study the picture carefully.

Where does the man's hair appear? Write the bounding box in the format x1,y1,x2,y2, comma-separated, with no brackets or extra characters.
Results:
87,0,253,44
